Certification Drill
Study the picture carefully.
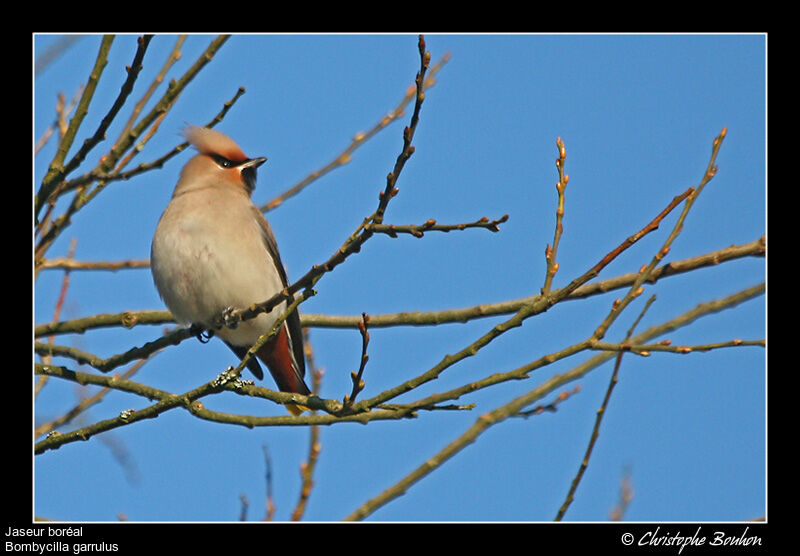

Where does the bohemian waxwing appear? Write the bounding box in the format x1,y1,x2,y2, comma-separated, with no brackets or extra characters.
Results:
150,125,310,415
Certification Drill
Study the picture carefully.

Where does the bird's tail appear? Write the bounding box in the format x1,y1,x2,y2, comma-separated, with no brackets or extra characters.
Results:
257,320,311,415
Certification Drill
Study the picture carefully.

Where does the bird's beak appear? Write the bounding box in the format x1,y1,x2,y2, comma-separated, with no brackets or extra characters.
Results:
242,156,267,169
240,156,267,192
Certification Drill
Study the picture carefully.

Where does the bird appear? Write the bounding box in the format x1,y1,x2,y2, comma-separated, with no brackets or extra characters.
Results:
150,125,310,415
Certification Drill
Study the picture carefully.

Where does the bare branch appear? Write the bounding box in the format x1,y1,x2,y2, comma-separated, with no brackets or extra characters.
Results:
290,330,324,521
35,357,151,439
343,282,764,521
543,137,569,294
261,52,450,213
35,84,84,155
35,35,231,262
342,313,370,408
37,35,115,218
514,385,581,419
555,295,656,521
366,214,508,238
37,258,150,272
112,35,186,153
34,237,765,337
219,37,433,331
35,238,77,397
346,177,701,413
590,338,765,355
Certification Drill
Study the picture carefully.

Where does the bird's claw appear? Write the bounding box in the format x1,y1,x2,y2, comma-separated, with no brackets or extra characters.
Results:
190,323,214,343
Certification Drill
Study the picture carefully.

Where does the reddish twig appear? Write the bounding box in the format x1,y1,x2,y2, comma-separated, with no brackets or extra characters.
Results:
514,385,581,418
609,469,635,521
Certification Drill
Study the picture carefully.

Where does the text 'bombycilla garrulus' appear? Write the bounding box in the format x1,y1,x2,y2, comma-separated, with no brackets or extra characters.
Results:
151,125,310,415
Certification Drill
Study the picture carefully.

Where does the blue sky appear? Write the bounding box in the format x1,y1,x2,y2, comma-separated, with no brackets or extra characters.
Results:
33,34,766,522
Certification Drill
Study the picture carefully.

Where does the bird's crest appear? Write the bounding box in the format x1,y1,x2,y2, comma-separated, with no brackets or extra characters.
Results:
182,125,248,163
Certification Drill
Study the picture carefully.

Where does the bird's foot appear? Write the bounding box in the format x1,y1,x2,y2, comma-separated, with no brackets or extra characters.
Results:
221,306,240,329
190,323,214,343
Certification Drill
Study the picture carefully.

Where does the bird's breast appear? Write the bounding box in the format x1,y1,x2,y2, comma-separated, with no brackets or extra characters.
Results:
151,191,286,339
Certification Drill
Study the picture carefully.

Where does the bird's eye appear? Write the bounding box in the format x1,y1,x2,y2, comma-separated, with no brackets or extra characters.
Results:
211,154,234,168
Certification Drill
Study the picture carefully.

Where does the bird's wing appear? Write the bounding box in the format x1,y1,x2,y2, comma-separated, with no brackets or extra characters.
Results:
251,205,308,384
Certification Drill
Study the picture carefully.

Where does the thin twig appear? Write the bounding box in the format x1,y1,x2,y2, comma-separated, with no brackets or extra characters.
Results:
59,86,246,194
63,35,153,179
35,35,231,261
366,214,508,238
261,52,449,213
37,35,115,218
593,128,727,341
35,84,84,155
343,282,763,521
34,362,414,454
590,338,765,355
343,313,370,408
262,445,275,521
34,237,765,338
220,36,432,331
36,213,506,274
35,327,195,374
290,329,324,521
346,182,699,414
35,356,151,438
543,137,569,294
343,132,736,519
555,295,656,521
37,35,153,216
372,35,430,227
514,385,581,418
33,281,763,456
226,288,317,383
95,35,229,179
112,35,186,151
35,35,82,77
35,238,78,397
37,258,150,272
608,469,634,521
